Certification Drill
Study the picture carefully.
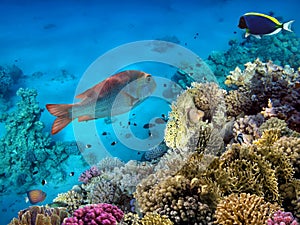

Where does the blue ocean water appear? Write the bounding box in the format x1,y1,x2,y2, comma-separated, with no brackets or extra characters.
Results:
0,0,300,224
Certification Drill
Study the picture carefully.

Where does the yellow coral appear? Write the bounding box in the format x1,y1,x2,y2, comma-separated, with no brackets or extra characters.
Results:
140,213,173,225
215,193,280,225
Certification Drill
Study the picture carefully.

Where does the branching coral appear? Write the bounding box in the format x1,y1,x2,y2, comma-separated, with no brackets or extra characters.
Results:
135,174,214,224
78,165,101,184
139,213,173,225
215,193,280,225
53,189,88,213
8,206,69,225
218,143,279,202
225,89,252,118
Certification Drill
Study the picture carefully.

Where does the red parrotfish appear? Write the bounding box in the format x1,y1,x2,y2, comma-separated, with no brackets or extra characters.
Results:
46,70,156,134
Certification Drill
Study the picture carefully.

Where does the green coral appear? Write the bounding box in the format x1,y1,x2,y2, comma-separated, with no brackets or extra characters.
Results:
0,88,77,194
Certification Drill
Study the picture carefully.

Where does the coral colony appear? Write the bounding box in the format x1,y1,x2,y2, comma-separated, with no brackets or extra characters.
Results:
7,58,300,225
3,26,300,225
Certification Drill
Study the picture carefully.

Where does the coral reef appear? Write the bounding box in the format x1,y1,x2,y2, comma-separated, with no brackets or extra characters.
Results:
78,165,102,184
267,210,299,225
206,31,300,86
62,203,124,225
215,193,280,225
8,206,69,225
0,64,22,96
225,59,300,132
0,88,78,194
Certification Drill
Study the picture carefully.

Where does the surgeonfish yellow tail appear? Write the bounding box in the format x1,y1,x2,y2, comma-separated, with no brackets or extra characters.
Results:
283,20,294,32
46,104,74,134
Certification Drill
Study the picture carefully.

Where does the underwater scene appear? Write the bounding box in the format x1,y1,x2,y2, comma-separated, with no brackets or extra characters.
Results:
1,0,300,224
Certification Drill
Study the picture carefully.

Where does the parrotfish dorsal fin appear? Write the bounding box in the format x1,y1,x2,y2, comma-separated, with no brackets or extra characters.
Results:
76,88,97,99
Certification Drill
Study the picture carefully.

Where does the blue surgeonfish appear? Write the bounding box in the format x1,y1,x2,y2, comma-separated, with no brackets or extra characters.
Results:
238,12,294,39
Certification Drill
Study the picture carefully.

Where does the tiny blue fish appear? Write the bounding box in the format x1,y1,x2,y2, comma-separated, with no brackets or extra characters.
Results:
238,12,294,39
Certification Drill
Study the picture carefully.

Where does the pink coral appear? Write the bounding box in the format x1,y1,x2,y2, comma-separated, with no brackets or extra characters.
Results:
267,210,299,225
62,203,124,225
78,166,101,184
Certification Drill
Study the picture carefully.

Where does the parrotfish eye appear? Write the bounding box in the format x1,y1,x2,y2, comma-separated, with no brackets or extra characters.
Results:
146,74,152,82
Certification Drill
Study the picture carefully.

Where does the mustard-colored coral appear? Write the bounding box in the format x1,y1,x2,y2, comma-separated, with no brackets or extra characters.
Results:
140,213,173,225
8,206,69,225
219,143,279,202
53,189,87,213
215,193,280,225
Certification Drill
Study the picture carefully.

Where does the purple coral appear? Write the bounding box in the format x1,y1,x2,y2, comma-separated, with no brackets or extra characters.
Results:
267,210,299,225
62,203,124,225
78,166,101,184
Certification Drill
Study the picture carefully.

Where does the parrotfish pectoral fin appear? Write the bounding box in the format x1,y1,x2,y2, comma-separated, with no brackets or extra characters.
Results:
78,115,95,122
122,91,139,106
46,104,74,134
283,20,294,32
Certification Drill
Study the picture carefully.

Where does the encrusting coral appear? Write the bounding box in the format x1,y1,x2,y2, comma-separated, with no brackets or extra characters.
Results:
215,193,280,225
8,206,69,225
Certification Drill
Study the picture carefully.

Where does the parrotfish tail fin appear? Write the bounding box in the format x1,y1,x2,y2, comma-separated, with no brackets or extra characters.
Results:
283,20,294,32
46,104,74,134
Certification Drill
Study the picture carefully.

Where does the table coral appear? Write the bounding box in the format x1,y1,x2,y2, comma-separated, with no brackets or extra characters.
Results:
8,205,69,225
215,193,280,225
62,203,124,225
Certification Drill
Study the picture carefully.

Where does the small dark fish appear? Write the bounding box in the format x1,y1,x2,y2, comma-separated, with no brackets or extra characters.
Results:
26,190,47,204
133,123,137,126
33,171,38,175
102,132,107,136
155,118,166,124
143,123,155,129
128,121,131,125
238,12,294,39
41,179,47,186
47,201,68,208
111,141,117,146
70,172,75,176
85,144,92,149
236,133,244,145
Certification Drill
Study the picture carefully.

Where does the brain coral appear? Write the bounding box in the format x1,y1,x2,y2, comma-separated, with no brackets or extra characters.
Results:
215,193,280,225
